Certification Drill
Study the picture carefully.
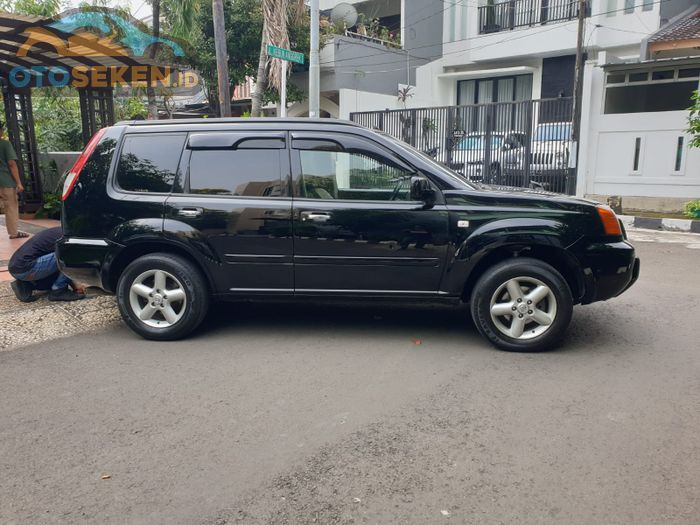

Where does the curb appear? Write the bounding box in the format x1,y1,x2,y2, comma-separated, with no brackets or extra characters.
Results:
619,215,700,234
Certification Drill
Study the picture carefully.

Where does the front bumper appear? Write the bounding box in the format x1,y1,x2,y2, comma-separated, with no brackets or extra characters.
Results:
575,239,640,304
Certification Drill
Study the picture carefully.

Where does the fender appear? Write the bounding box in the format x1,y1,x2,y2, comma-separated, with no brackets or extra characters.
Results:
102,219,219,293
440,217,583,297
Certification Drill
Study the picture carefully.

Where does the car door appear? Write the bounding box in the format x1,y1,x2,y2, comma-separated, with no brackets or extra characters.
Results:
164,131,293,294
290,132,450,296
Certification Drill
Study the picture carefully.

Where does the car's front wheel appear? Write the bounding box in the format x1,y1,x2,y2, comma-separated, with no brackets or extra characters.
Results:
470,258,573,352
116,253,209,340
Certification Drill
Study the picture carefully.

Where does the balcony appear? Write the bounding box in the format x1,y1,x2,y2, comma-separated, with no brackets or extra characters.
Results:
478,0,578,34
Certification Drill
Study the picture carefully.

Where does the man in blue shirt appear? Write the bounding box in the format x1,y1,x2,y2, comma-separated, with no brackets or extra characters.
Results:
9,227,85,302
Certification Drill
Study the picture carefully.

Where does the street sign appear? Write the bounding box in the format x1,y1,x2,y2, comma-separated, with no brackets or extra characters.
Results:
267,44,305,65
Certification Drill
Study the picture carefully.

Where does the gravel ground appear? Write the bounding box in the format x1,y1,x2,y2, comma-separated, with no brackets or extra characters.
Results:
0,284,120,350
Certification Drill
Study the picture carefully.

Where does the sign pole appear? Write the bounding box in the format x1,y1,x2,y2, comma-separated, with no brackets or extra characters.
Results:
281,59,287,118
266,44,303,118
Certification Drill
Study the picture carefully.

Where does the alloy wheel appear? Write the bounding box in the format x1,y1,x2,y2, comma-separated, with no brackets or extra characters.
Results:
128,269,187,328
489,276,558,340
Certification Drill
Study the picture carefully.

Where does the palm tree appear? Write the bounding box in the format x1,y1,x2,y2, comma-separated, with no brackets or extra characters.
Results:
251,0,305,116
147,0,199,120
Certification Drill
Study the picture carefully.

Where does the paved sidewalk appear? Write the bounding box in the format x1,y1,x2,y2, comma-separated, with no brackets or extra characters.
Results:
0,216,61,283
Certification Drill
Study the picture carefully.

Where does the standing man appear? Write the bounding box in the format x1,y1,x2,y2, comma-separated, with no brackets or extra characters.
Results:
0,121,29,239
9,227,85,302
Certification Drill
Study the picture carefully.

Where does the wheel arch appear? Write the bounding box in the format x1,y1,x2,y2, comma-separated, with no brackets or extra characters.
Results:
461,243,585,304
104,240,215,294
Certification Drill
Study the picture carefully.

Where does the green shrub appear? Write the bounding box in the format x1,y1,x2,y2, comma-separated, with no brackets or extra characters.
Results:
684,200,700,219
35,192,62,220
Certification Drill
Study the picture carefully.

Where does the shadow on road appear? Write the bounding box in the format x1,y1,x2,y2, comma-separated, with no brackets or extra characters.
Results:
200,300,474,339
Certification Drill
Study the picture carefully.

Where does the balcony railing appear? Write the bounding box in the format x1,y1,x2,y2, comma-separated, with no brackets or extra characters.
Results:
343,30,402,49
478,0,578,34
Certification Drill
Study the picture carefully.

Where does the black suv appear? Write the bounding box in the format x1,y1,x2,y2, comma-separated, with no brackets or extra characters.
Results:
57,119,639,351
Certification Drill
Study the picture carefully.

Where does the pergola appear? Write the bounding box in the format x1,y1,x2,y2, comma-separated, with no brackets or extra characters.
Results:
0,11,162,211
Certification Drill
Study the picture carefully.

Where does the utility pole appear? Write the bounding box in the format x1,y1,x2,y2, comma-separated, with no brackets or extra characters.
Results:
569,0,586,194
309,0,320,118
212,0,231,117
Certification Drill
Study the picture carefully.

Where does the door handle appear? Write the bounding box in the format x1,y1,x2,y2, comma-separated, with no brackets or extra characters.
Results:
300,211,331,223
177,207,203,218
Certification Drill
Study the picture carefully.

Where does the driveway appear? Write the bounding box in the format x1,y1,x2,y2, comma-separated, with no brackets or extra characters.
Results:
0,231,698,524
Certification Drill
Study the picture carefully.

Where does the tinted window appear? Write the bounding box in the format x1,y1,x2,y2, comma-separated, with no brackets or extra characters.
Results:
116,134,185,193
188,149,284,197
298,150,413,201
604,82,698,114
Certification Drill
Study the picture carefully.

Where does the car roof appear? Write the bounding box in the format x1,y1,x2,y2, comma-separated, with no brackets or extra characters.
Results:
115,117,361,128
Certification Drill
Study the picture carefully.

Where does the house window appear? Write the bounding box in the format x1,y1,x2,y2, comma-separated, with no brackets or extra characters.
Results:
624,0,635,13
674,137,684,172
642,0,653,10
633,137,641,172
628,72,648,82
607,73,625,83
457,75,533,106
604,67,700,114
607,0,617,16
679,68,700,78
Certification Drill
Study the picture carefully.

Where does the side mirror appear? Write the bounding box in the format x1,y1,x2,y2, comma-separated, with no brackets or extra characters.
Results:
410,176,436,208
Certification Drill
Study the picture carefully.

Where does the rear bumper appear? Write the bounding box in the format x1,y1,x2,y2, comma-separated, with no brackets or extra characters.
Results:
56,237,119,291
576,239,639,304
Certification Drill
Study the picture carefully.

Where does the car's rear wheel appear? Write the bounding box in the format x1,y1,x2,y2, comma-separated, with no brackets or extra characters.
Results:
116,253,209,340
470,258,573,352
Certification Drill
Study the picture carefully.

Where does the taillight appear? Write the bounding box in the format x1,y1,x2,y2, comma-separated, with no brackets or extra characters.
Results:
62,128,107,201
597,205,623,237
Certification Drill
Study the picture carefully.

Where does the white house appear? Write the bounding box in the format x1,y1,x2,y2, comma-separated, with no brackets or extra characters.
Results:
343,0,699,211
289,0,445,118
579,6,700,212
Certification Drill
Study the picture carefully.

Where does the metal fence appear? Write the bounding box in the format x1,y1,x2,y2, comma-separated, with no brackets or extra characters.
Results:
478,0,578,34
350,97,576,195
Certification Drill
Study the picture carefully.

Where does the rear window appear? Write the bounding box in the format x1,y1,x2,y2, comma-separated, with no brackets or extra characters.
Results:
116,133,186,193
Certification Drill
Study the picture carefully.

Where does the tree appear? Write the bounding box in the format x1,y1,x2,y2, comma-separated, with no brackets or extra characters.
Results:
162,0,309,115
689,91,700,149
251,0,306,116
0,0,60,16
147,0,199,119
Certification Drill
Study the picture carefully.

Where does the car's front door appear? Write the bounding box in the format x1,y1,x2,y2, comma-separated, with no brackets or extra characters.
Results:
165,131,293,294
291,132,450,296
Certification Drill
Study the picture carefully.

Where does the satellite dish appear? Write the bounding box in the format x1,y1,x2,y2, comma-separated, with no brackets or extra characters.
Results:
330,2,358,28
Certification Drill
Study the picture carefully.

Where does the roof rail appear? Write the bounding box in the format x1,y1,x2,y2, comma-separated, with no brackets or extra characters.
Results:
114,117,360,127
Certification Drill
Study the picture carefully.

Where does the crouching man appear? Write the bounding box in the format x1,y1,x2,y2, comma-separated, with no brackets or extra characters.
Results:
9,227,85,302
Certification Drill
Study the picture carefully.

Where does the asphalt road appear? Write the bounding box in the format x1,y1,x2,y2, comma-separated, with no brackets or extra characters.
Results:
1,230,699,525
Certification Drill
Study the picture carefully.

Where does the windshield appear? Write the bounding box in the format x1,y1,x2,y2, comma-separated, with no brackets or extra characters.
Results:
378,132,476,190
534,123,572,141
457,135,504,151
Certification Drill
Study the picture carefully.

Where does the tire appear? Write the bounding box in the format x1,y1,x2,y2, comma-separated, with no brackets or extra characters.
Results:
116,253,209,341
470,258,573,352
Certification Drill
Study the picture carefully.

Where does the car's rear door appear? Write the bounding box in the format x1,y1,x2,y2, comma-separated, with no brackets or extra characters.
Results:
290,131,450,296
164,131,293,295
